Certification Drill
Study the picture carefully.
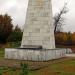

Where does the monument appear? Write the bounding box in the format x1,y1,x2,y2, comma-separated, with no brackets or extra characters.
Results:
21,0,55,49
5,0,66,61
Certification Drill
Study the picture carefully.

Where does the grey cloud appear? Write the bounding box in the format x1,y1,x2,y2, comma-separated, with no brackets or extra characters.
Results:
0,0,7,5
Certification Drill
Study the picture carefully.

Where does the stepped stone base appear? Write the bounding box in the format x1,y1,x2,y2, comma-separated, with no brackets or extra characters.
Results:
5,48,66,61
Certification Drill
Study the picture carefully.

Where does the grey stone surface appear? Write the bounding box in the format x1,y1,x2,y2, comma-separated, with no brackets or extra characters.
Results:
5,48,66,61
21,0,55,49
66,48,73,54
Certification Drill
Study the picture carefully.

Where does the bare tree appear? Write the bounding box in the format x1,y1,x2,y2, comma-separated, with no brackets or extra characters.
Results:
54,3,68,33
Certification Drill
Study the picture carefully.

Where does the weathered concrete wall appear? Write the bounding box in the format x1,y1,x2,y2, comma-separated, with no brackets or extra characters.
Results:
21,0,55,49
5,48,66,61
66,48,73,54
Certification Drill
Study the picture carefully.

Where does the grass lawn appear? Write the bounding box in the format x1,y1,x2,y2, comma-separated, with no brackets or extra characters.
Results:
28,59,75,75
3,58,75,75
0,48,75,75
0,48,4,58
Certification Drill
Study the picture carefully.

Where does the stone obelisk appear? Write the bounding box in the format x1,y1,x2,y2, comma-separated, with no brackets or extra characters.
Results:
21,0,55,49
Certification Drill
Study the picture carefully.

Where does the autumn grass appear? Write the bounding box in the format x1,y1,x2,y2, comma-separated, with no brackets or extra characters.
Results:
28,58,75,75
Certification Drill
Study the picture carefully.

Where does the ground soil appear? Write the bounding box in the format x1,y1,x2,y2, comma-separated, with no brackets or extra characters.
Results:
0,57,73,70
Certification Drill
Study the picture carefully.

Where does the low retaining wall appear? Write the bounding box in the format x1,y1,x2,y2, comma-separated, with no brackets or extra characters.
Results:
5,48,66,61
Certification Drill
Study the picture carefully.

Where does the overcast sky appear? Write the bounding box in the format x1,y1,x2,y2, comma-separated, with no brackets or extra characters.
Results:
0,0,75,32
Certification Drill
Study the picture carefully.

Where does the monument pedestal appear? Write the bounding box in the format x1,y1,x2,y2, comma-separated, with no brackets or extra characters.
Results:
5,48,66,61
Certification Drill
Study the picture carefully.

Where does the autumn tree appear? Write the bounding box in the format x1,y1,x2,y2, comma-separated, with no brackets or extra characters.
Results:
67,32,72,45
54,3,68,33
55,32,74,46
55,32,67,45
71,32,75,45
0,14,13,43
